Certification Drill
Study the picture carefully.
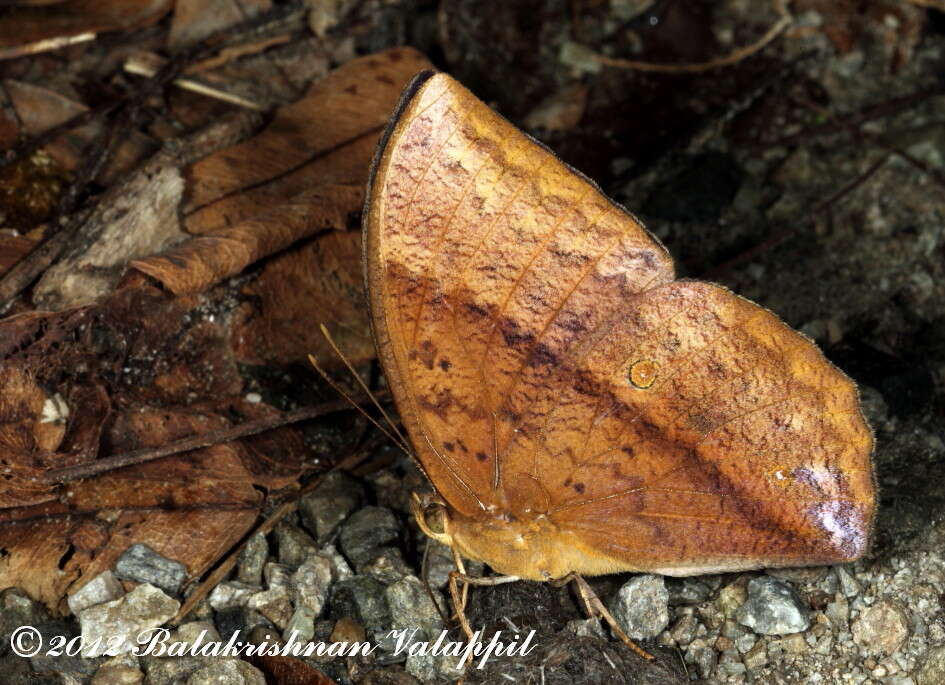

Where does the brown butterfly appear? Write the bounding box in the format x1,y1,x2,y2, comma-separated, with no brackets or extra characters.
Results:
362,71,875,655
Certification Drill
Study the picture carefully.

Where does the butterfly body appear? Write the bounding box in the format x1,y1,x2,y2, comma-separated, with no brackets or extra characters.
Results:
365,72,876,584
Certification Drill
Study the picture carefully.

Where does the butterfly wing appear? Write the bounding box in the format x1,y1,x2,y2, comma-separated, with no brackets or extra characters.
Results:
365,71,674,517
365,72,875,570
514,279,875,572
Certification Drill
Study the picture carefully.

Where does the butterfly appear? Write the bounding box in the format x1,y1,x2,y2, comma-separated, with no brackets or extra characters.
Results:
361,70,875,655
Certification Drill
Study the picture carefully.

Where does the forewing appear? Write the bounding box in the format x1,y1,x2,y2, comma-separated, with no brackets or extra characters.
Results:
364,72,674,516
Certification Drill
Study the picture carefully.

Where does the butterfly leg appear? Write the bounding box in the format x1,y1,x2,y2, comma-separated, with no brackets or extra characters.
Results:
447,571,521,642
450,545,470,611
555,573,654,661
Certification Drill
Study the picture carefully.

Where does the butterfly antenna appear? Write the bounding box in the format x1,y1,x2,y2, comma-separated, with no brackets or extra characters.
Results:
317,324,411,450
307,351,411,455
420,539,450,625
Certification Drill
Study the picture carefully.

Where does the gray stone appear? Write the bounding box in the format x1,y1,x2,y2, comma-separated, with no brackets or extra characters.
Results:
91,654,143,685
177,620,222,645
186,660,266,685
319,543,353,581
208,582,259,612
139,622,221,682
668,614,698,645
68,571,126,615
248,586,292,629
565,617,607,639
0,587,48,643
609,575,669,640
825,593,849,628
734,632,756,654
918,645,945,685
213,607,272,643
685,638,717,680
718,649,746,675
0,652,33,684
274,521,318,569
665,577,713,605
385,575,444,683
736,576,810,635
114,544,187,596
28,619,99,678
330,576,391,632
742,640,767,671
78,583,179,657
834,565,862,597
236,532,268,586
610,0,654,22
140,653,208,685
364,547,413,585
423,540,483,589
716,579,748,619
299,471,364,543
558,41,602,75
283,606,316,643
291,553,333,616
852,600,910,655
339,506,401,570
263,562,292,592
814,632,834,655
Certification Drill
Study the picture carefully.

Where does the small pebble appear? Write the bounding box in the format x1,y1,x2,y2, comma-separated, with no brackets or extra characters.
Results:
736,577,810,635
78,584,179,657
114,544,187,596
68,571,125,615
852,600,910,655
609,574,670,639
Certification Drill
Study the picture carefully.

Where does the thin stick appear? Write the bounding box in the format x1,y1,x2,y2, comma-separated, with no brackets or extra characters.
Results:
0,32,96,61
125,52,266,111
593,0,791,73
43,399,354,484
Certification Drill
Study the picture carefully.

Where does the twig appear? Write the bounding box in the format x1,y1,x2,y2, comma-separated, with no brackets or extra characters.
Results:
593,0,791,73
44,399,355,484
0,32,96,61
125,52,266,111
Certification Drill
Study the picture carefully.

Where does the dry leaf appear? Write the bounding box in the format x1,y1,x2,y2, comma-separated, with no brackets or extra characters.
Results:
168,0,272,50
230,230,374,368
181,47,432,234
3,79,156,184
33,163,187,311
131,47,433,367
0,234,40,276
132,183,362,296
0,0,173,49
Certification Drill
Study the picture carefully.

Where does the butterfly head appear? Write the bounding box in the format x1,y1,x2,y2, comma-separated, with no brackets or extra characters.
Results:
411,491,454,548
